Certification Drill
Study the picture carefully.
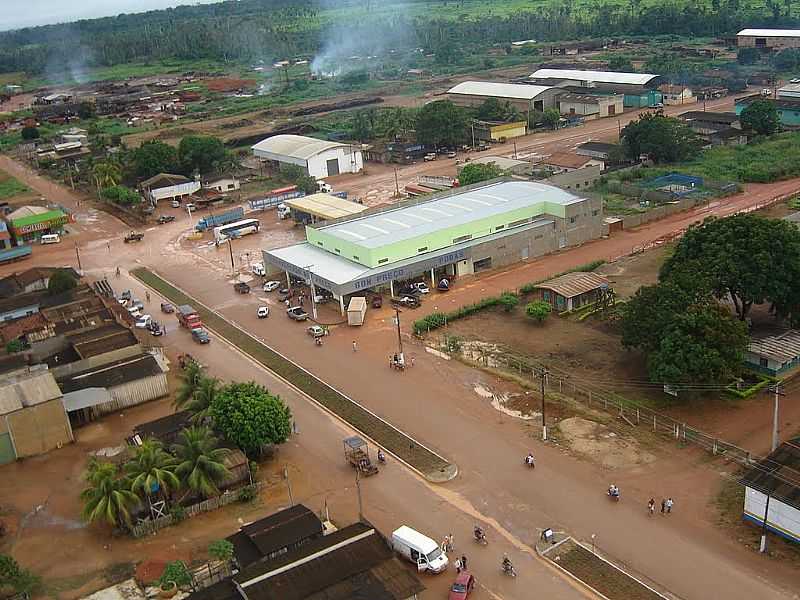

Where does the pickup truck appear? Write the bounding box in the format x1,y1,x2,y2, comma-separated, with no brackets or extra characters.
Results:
124,231,144,243
157,215,175,224
234,282,251,294
391,295,420,308
177,304,203,329
191,328,210,344
287,306,309,321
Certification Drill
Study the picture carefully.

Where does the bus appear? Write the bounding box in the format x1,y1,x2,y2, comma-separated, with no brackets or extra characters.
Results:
214,218,260,243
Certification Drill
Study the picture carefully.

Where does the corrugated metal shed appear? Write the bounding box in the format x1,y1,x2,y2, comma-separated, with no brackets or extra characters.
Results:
252,135,347,161
530,68,658,86
748,330,800,364
448,81,554,100
738,29,800,37
284,193,368,220
534,272,609,299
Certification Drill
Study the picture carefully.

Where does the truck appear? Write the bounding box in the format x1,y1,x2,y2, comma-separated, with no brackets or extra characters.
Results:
177,304,203,329
347,296,367,326
195,207,245,232
248,185,305,211
418,175,457,190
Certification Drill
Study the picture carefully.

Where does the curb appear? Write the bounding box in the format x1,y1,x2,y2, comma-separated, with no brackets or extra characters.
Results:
131,268,458,484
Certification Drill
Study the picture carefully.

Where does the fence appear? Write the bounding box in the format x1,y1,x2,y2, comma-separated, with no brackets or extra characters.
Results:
130,485,259,538
444,340,756,467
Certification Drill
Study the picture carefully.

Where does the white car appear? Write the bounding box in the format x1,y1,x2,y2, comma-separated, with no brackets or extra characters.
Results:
134,315,152,328
263,280,281,292
171,200,181,208
185,203,197,211
257,306,270,318
411,282,430,294
252,263,266,277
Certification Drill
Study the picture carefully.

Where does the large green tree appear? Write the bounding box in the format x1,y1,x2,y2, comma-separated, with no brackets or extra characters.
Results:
172,426,231,499
132,141,179,180
184,376,220,424
458,162,504,186
740,100,780,135
178,135,228,176
48,270,78,295
210,382,292,455
621,112,703,163
124,439,180,499
174,359,205,411
80,459,139,529
416,101,468,148
660,214,800,320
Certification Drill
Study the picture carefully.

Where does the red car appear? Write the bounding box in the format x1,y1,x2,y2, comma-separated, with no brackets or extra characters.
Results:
449,571,475,600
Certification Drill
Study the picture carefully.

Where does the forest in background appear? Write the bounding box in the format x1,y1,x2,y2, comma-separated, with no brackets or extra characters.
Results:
0,0,798,78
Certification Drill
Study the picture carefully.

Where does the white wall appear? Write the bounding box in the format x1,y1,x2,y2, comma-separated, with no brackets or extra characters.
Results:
307,147,363,179
744,487,800,542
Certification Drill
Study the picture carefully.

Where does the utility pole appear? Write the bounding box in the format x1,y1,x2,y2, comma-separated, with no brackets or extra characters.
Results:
74,243,82,272
513,139,518,159
284,465,293,506
304,264,318,320
540,367,549,441
471,121,476,150
394,307,404,358
355,467,364,521
760,493,771,553
394,168,400,199
769,383,785,452
228,236,235,277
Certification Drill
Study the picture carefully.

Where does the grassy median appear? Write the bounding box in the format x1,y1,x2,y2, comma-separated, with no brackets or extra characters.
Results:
132,267,455,481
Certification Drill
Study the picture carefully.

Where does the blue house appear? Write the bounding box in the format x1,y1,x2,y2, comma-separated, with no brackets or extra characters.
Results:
745,330,800,375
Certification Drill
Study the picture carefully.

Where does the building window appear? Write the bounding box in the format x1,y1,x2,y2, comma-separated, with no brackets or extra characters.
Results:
353,255,359,260
569,216,577,224
378,258,388,264
760,357,769,368
418,246,428,253
495,224,505,231
335,248,341,253
575,183,580,189
508,218,530,228
534,234,543,240
227,184,235,190
452,234,472,244
317,241,323,246
592,209,599,216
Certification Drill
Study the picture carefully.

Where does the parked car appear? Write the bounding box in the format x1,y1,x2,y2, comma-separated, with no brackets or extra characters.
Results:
185,203,197,211
424,153,437,161
124,231,144,243
449,571,475,600
437,278,451,292
257,306,270,319
398,286,421,297
410,282,430,294
447,151,457,159
148,321,163,336
234,282,251,294
157,215,175,224
307,325,326,337
120,290,132,301
287,306,309,321
278,288,292,301
134,315,152,329
160,302,175,313
191,328,210,344
391,526,448,573
371,295,383,309
171,199,181,208
263,280,281,292
391,295,420,308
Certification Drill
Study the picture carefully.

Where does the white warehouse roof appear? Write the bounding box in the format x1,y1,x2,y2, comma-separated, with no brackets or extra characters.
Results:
251,135,349,161
448,81,554,100
738,29,800,37
530,68,658,86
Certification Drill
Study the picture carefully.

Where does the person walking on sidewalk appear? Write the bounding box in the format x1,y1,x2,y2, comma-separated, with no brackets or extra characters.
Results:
352,340,358,352
660,498,666,515
648,498,655,516
666,498,674,514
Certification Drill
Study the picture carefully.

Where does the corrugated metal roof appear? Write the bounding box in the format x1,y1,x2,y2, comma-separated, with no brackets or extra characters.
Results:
284,193,368,220
0,369,61,415
535,271,609,298
252,135,348,161
530,68,658,86
470,155,531,169
738,29,800,37
541,152,593,169
740,437,800,510
61,387,113,412
448,81,554,100
748,330,800,364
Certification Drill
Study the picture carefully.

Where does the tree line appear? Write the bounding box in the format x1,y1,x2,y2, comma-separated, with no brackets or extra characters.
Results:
2,0,800,75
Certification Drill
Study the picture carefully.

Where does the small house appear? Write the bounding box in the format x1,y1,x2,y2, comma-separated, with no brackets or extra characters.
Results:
473,120,528,142
203,176,241,194
745,330,800,376
538,152,603,174
139,173,200,205
658,85,696,106
532,272,610,312
576,141,619,161
740,437,800,544
556,93,623,119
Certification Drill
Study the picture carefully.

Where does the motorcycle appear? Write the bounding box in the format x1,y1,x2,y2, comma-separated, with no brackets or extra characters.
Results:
524,454,535,469
607,487,620,502
502,559,516,577
377,450,386,464
473,528,488,546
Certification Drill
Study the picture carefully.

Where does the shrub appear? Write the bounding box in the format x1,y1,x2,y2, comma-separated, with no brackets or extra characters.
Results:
238,485,257,502
169,504,187,523
525,301,552,323
208,539,234,562
498,292,519,312
158,561,191,588
47,270,78,295
5,339,23,353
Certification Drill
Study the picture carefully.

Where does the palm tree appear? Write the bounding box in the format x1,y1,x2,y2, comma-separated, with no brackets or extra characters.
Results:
184,376,219,424
173,426,231,499
174,360,205,411
124,439,180,499
92,161,122,188
80,459,139,528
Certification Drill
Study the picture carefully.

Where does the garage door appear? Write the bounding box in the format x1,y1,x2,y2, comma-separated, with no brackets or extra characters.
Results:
326,158,339,176
0,432,15,465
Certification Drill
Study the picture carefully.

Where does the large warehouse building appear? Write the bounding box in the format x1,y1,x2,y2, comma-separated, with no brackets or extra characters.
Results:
263,180,603,313
447,81,560,113
252,134,363,179
737,29,800,49
529,68,662,107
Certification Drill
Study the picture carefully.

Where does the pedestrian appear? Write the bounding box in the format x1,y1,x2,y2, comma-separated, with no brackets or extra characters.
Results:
107,242,111,252
299,296,304,307
411,355,415,367
648,498,655,516
285,299,290,308
660,498,666,515
454,557,462,574
460,555,467,571
145,291,150,303
666,498,674,514
352,340,357,352
441,536,448,552
448,532,454,552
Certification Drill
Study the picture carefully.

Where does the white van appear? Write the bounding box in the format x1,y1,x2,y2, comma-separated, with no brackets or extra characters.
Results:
391,526,448,573
317,180,333,193
277,204,291,220
252,263,266,277
40,234,61,244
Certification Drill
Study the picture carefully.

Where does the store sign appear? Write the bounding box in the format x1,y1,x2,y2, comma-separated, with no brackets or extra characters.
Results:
15,215,68,235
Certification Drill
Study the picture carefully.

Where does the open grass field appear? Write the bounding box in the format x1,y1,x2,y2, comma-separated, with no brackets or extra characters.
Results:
0,169,29,200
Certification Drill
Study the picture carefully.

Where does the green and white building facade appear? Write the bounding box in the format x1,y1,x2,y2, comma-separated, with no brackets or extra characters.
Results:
263,180,603,313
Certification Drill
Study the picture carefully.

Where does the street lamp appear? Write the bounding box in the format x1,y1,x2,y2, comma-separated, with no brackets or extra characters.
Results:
304,264,318,320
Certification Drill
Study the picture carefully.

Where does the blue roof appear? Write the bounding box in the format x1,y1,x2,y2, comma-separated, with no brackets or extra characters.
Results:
0,246,32,263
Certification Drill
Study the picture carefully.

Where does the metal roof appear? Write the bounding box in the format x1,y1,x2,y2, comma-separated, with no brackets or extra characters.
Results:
530,68,658,86
541,152,594,169
740,437,800,510
318,180,582,250
251,135,348,161
0,369,61,415
447,81,554,100
61,387,113,412
738,29,800,37
469,156,531,170
285,193,368,220
534,272,609,298
748,330,800,364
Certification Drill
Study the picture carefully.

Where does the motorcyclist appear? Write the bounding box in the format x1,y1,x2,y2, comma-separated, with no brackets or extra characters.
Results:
315,336,322,346
502,555,513,573
608,484,619,498
525,452,535,467
473,525,485,541
377,449,386,463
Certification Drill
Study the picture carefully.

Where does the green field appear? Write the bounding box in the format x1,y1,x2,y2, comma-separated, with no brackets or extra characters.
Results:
0,171,29,200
